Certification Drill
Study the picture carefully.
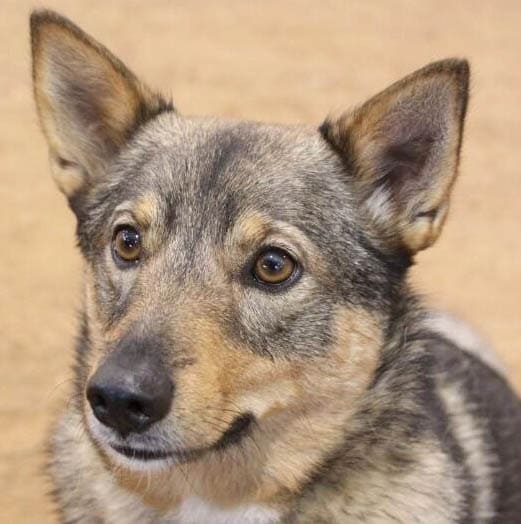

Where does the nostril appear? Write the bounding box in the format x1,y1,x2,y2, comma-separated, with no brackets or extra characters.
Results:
87,386,112,427
126,399,147,417
92,392,107,410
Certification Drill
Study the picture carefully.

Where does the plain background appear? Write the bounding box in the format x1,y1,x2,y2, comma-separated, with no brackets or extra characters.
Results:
2,1,520,522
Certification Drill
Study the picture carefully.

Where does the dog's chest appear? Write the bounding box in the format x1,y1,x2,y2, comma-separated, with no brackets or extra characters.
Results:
167,496,280,524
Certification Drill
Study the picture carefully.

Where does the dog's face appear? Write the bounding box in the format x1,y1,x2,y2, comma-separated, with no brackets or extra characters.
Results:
31,10,468,489
75,117,394,470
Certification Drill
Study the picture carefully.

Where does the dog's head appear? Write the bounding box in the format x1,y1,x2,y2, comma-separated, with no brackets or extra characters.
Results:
31,9,468,499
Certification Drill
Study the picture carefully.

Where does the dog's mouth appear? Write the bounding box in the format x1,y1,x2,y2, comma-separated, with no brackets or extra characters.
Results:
111,445,174,461
107,413,254,463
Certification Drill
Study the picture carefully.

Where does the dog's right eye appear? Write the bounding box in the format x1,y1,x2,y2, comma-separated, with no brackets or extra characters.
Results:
112,226,141,264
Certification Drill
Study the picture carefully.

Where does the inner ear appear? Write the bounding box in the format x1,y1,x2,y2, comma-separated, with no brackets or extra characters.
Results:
30,9,173,202
321,59,469,253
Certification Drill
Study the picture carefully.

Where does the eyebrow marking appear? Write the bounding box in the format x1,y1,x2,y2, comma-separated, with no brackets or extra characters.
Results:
133,193,158,228
112,194,158,228
233,212,272,249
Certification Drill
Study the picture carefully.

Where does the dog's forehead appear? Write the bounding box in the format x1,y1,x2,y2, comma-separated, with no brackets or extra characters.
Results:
115,113,347,215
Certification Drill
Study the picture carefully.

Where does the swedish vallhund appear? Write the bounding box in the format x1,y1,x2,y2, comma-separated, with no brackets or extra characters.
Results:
30,9,521,524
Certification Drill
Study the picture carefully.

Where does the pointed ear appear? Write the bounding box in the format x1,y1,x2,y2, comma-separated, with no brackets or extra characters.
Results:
30,10,173,204
321,59,469,253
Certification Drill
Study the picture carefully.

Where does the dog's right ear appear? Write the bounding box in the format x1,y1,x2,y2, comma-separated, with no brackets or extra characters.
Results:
30,10,172,207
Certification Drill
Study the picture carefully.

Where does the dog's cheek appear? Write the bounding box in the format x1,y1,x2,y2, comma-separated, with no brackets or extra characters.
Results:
170,305,382,448
248,306,384,496
232,305,383,419
169,315,298,447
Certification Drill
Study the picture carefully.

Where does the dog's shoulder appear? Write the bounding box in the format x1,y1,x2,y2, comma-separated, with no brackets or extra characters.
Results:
290,309,521,522
421,312,521,521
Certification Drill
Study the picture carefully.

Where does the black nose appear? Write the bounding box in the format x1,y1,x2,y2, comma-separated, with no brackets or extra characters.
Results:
86,349,173,437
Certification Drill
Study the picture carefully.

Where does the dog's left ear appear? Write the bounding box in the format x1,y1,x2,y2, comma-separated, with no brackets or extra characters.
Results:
30,10,171,207
321,59,469,253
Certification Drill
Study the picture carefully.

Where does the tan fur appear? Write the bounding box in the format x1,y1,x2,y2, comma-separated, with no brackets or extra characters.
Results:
232,212,273,249
132,194,160,231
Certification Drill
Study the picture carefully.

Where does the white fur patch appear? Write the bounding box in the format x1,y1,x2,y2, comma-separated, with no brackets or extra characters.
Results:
365,187,393,224
424,310,504,375
437,381,496,521
168,497,280,524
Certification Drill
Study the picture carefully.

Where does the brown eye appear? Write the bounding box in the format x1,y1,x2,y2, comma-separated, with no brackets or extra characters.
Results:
113,226,141,263
253,248,296,285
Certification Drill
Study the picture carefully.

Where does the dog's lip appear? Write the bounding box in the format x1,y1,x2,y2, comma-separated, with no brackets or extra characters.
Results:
110,445,174,461
106,413,255,463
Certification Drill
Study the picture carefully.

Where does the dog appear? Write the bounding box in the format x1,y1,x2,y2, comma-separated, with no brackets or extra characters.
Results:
30,9,521,524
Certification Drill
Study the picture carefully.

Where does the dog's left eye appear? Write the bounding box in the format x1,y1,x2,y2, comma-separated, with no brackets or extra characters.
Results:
253,248,297,285
112,226,141,264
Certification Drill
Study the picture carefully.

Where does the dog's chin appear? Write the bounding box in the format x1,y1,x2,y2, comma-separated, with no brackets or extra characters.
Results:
85,409,254,472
